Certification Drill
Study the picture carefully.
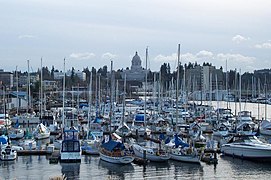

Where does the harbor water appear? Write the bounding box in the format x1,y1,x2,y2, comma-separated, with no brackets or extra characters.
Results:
196,101,271,120
1,154,271,180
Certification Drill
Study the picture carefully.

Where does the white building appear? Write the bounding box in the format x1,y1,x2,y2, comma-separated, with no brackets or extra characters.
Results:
122,52,148,82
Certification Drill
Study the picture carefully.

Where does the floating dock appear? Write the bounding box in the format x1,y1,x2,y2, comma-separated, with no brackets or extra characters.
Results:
17,150,51,156
49,150,60,164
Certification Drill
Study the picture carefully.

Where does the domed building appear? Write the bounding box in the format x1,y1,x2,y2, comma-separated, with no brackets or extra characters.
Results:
122,52,148,82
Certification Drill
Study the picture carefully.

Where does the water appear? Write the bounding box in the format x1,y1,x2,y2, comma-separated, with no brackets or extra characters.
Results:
1,155,271,179
196,101,271,120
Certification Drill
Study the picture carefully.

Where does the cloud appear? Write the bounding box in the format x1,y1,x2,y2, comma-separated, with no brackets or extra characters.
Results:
216,53,255,64
153,50,256,72
196,50,214,58
18,34,36,39
153,53,177,62
254,42,271,49
101,52,118,60
232,35,250,43
69,52,95,60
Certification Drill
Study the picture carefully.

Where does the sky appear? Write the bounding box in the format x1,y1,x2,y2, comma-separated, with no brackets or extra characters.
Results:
0,0,270,73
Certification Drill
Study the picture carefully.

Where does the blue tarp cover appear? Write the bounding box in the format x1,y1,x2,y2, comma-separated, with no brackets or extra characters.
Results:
101,140,124,152
174,134,189,148
135,114,145,121
0,135,8,144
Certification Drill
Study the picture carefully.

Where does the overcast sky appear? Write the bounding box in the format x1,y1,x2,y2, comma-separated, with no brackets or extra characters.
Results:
1,0,270,73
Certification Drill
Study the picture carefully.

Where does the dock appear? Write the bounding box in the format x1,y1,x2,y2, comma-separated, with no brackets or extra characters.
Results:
49,150,60,164
17,150,51,156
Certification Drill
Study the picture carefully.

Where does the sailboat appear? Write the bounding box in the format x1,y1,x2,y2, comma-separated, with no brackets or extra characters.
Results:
32,123,50,140
132,47,170,162
165,134,200,164
99,134,134,164
259,82,271,135
81,72,100,155
99,61,134,164
132,142,170,162
8,119,24,140
0,145,18,161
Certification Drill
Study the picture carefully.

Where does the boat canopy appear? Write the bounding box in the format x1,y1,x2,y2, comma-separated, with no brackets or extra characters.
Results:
101,140,124,152
0,135,8,144
135,114,145,122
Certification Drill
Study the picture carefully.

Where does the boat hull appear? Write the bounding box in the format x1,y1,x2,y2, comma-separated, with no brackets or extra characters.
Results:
132,144,170,162
60,152,82,163
221,144,271,161
99,152,134,164
0,154,17,161
170,153,200,163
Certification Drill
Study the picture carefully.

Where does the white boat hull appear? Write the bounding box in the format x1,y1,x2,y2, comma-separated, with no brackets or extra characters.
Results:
19,139,37,150
34,132,50,140
0,147,17,161
221,144,271,160
60,151,82,162
170,152,200,163
99,152,134,164
132,144,170,162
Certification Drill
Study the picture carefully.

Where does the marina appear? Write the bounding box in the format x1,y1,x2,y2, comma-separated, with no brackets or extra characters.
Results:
0,100,271,179
1,0,271,179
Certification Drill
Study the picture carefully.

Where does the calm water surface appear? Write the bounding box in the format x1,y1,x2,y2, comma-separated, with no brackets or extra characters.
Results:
1,154,271,180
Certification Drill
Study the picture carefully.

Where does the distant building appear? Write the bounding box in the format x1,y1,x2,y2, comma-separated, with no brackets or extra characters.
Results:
0,69,14,89
8,91,28,110
54,70,86,81
43,80,58,91
186,65,225,101
121,52,148,82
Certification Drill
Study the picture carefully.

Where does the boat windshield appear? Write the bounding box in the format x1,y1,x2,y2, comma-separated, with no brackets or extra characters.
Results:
237,136,263,144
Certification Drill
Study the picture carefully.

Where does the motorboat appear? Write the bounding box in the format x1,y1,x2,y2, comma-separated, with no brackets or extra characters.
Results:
213,123,230,137
221,135,271,161
60,129,81,162
0,114,12,128
236,121,257,136
0,145,17,161
237,111,253,122
260,120,271,136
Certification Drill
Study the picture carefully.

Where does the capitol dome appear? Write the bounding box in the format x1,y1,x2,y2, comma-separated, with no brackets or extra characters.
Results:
132,52,141,66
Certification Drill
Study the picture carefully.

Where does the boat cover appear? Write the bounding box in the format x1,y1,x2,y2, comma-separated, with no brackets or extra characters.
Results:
101,140,124,152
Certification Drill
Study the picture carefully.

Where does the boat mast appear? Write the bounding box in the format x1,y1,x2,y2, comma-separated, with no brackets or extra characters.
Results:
264,76,267,121
239,69,242,112
122,73,126,140
258,78,261,120
176,44,180,130
27,60,31,112
62,58,66,129
16,66,19,116
226,59,229,109
144,47,148,132
88,72,93,130
40,58,43,119
109,60,113,133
